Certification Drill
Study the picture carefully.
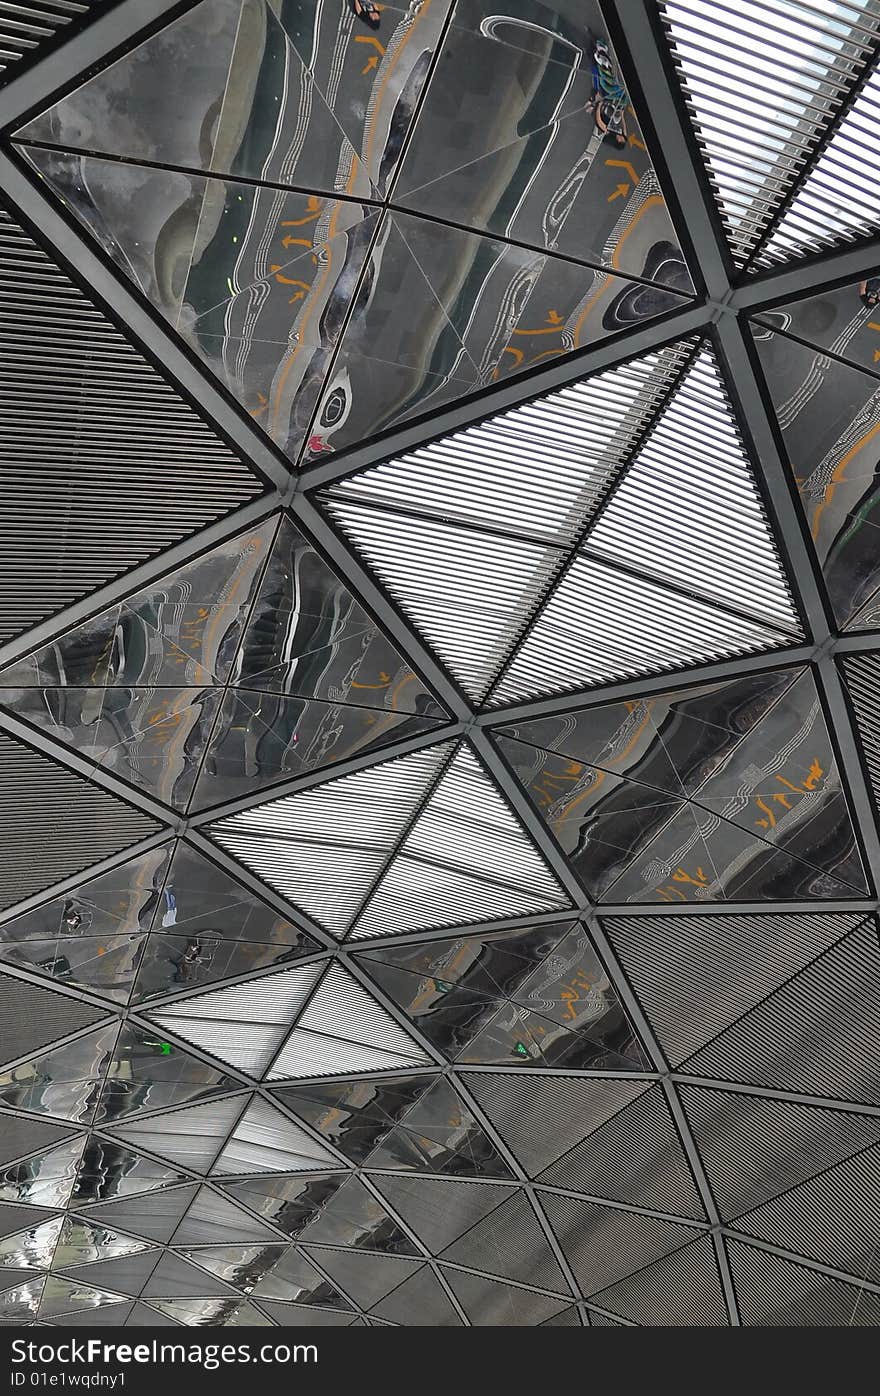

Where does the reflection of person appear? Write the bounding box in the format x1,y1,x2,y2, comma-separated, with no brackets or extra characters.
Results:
859,277,880,308
349,0,381,29
590,34,628,147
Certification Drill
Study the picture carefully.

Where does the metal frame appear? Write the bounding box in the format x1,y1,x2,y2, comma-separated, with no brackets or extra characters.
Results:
2,0,880,1331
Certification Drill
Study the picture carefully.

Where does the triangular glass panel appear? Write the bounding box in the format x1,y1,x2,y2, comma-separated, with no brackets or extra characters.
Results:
106,1094,249,1173
210,1097,339,1174
142,1253,240,1299
585,1234,728,1326
349,745,569,938
71,1135,190,1206
0,971,114,1069
370,1264,462,1325
440,1189,568,1291
321,345,687,701
224,1172,418,1254
39,1275,127,1318
147,963,326,1076
17,0,373,196
0,1138,85,1211
363,1077,513,1178
443,1266,571,1325
149,1296,272,1325
0,1277,45,1320
207,741,453,935
272,1074,439,1166
95,1024,243,1124
57,1251,159,1297
175,1244,287,1294
301,1246,423,1309
21,145,377,459
395,5,689,278
0,1113,79,1171
248,1248,353,1307
660,0,880,266
0,1023,118,1124
368,1174,513,1254
0,1217,63,1269
51,1217,152,1269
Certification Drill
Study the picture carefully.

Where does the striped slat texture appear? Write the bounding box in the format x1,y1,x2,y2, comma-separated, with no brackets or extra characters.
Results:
0,729,160,908
841,653,880,809
659,0,880,266
0,1,96,80
760,64,880,264
725,1239,880,1325
207,743,453,933
586,1236,727,1327
0,208,264,640
435,1271,569,1326
603,910,865,1066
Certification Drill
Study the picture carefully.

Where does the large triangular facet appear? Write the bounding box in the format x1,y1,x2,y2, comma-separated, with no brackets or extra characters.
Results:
210,1097,339,1174
0,971,112,1066
17,0,372,197
147,963,326,1077
322,346,687,701
0,1138,87,1212
208,742,454,935
350,745,569,938
586,1235,728,1326
726,1237,880,1326
0,1023,118,1124
77,1185,201,1245
268,964,432,1080
106,1095,249,1173
172,1188,284,1246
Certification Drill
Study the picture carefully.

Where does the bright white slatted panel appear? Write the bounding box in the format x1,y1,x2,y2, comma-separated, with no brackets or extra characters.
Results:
660,0,880,264
492,555,790,705
107,1097,247,1173
760,65,880,263
208,744,452,933
587,348,801,634
211,1098,337,1174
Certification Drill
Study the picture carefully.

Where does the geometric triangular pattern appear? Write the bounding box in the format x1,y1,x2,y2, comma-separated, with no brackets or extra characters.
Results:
105,1096,249,1174
725,1238,880,1326
585,1235,728,1327
207,743,454,935
348,745,570,939
0,971,111,1064
496,667,868,904
659,0,880,267
0,731,161,911
678,1085,880,1221
439,1191,569,1292
210,1097,339,1175
538,1192,702,1297
440,1268,571,1326
0,513,447,814
680,918,880,1103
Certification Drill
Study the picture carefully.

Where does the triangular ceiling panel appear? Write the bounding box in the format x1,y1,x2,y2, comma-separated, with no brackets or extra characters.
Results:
92,1023,243,1124
76,1185,201,1246
0,1138,87,1212
0,1022,118,1125
0,730,161,912
210,1097,339,1174
495,666,867,904
725,1237,880,1326
0,207,264,645
207,741,454,934
0,514,447,813
0,970,112,1065
348,744,570,938
146,963,326,1077
106,1095,249,1174
659,0,880,267
357,921,649,1071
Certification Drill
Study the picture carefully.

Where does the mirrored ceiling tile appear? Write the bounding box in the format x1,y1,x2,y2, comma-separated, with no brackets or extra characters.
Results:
69,1136,189,1206
177,1244,287,1294
353,960,500,1060
358,922,571,998
277,0,455,196
191,688,445,810
52,1217,152,1268
512,923,624,1034
0,1217,62,1270
754,276,880,373
752,324,880,629
363,1078,512,1178
220,1172,351,1239
16,0,244,168
87,687,221,811
0,611,124,689
395,4,689,280
0,1139,85,1211
295,1174,420,1254
0,1025,118,1125
249,1247,352,1306
22,148,203,321
0,1277,45,1321
93,1025,241,1125
0,934,145,1005
272,1075,438,1166
457,998,647,1070
131,934,312,1005
150,842,314,950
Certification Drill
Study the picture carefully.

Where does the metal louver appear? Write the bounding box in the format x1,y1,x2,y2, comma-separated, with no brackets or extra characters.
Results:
0,3,95,80
659,0,880,266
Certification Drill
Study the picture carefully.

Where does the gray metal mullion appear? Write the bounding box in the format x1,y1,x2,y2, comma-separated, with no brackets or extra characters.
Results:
598,897,878,917
719,1227,880,1296
670,1075,880,1118
732,237,880,310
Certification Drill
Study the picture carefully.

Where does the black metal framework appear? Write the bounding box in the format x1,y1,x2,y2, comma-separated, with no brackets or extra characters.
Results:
2,0,880,1330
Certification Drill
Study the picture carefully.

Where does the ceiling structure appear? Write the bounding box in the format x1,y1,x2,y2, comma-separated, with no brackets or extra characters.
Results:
0,0,880,1332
